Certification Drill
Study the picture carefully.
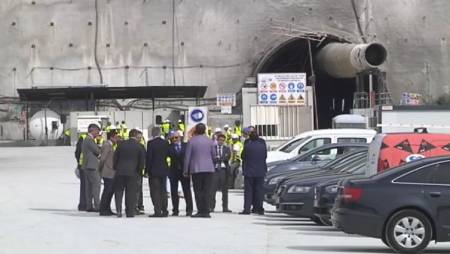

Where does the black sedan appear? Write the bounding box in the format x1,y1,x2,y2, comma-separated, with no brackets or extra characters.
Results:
264,143,367,205
274,151,367,223
331,156,450,254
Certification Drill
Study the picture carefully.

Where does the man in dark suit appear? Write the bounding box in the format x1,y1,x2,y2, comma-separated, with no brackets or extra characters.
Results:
168,131,193,216
146,127,170,217
210,134,232,213
240,130,267,215
113,129,146,218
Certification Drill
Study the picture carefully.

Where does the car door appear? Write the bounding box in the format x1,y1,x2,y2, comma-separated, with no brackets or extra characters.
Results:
427,161,450,240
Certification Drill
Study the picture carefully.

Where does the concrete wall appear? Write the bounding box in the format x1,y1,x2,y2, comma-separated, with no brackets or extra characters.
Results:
0,0,449,118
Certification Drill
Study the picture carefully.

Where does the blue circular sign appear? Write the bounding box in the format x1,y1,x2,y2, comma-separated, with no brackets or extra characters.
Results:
297,82,305,89
405,154,426,163
190,109,204,122
261,94,268,101
288,83,295,89
270,93,277,101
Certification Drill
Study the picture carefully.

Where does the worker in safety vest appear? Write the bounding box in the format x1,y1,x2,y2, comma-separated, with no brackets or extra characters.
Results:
104,122,112,132
229,134,243,189
74,133,87,211
119,121,129,140
63,128,71,146
178,119,185,132
233,120,242,138
161,120,171,138
223,124,232,145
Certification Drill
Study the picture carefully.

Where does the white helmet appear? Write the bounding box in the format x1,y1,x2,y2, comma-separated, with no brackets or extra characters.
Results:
214,127,222,133
223,124,229,129
231,134,239,139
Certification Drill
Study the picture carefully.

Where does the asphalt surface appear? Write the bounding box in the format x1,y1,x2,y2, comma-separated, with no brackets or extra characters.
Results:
1,146,450,254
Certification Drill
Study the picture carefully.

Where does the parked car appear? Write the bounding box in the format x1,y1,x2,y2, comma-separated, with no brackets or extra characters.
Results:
264,144,368,205
313,175,366,226
273,151,368,223
332,156,450,253
267,128,376,163
367,129,450,175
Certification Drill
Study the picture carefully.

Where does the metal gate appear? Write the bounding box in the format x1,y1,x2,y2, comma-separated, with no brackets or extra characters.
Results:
250,105,313,140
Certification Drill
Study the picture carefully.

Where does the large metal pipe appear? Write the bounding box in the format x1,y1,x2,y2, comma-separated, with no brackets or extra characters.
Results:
315,42,387,78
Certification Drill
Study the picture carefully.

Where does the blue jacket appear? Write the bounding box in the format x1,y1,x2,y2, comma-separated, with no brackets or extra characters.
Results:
242,138,267,177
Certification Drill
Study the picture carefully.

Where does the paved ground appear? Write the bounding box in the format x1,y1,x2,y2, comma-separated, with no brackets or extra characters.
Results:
1,146,450,254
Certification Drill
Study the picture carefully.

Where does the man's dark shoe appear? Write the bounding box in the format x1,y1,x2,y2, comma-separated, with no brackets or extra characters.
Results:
202,213,211,218
239,211,251,215
172,212,179,216
126,215,135,218
190,213,204,218
223,209,232,213
186,212,193,217
117,213,122,218
148,213,166,218
162,211,169,217
86,208,99,213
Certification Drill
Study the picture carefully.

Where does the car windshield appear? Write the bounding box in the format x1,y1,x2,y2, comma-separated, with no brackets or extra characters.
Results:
278,137,309,153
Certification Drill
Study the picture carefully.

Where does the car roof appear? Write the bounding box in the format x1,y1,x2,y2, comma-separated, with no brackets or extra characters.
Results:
373,155,450,179
292,128,377,138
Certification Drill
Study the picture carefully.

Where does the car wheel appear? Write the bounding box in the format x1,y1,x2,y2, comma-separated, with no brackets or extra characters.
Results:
310,216,325,226
385,209,432,254
319,215,333,226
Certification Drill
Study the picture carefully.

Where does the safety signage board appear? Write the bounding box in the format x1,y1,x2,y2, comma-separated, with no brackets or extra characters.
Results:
187,106,208,131
216,93,236,107
257,73,306,105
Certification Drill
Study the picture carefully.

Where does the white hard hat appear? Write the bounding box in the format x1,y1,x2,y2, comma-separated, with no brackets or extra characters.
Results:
223,124,229,128
231,134,239,139
214,127,222,133
110,125,117,130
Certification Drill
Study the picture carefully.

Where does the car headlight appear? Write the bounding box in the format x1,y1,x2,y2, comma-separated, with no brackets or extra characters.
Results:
325,185,339,194
269,176,283,185
287,185,311,193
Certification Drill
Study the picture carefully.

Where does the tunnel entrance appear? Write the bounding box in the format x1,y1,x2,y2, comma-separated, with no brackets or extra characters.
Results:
256,38,356,129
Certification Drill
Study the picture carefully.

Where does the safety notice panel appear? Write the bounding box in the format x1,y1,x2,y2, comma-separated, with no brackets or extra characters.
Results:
257,73,306,105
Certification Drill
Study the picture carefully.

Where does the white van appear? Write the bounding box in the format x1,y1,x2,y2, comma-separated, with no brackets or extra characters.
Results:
266,129,376,163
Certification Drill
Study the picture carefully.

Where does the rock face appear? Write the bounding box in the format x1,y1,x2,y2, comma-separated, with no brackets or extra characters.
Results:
0,0,448,103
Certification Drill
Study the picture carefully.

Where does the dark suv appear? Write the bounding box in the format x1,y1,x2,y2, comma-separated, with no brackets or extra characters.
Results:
332,156,450,253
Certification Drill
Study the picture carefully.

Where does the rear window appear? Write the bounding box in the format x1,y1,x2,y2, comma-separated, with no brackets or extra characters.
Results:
337,137,367,143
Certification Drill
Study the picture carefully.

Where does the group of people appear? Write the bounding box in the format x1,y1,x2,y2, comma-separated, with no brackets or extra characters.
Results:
74,120,268,218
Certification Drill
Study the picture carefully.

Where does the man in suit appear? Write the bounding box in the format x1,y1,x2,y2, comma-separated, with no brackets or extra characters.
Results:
168,131,193,216
240,130,267,215
183,123,216,218
210,134,232,213
99,130,119,216
146,127,170,217
114,129,146,218
81,124,102,212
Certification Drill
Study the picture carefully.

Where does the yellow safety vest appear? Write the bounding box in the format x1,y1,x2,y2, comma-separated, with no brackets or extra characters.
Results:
234,126,242,137
64,129,71,137
225,130,232,145
178,123,185,132
162,123,171,134
79,134,87,166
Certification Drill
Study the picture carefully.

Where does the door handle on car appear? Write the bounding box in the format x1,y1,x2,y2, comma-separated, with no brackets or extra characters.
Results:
429,192,441,198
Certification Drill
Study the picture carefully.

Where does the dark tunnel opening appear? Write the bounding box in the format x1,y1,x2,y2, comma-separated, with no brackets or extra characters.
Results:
257,38,356,129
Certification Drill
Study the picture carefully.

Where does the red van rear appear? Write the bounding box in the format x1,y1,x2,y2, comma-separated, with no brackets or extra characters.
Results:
367,132,450,175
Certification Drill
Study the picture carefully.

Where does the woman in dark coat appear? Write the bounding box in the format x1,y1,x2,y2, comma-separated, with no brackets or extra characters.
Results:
239,130,267,215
